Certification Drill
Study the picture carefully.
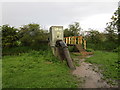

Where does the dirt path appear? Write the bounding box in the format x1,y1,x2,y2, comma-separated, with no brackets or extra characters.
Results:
72,55,112,88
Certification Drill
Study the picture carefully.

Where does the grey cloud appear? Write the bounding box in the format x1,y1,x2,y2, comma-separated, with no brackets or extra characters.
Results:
2,2,118,31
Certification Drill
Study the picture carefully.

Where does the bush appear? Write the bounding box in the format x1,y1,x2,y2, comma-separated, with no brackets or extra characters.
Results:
19,23,49,47
87,41,118,51
102,41,118,51
86,48,94,52
2,44,49,56
2,25,19,48
112,46,120,52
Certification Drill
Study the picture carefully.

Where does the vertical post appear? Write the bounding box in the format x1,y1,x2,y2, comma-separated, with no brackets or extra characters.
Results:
72,36,74,44
71,37,73,44
78,36,82,44
77,36,79,44
84,40,86,50
74,36,76,44
80,36,83,44
70,37,72,44
68,37,71,44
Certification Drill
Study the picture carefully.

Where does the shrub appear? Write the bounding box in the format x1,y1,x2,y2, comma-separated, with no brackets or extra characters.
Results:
112,46,120,52
2,25,19,48
19,23,49,47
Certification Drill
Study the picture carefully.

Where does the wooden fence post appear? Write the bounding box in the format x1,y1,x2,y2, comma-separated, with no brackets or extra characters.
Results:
68,37,71,44
78,36,82,44
84,40,86,50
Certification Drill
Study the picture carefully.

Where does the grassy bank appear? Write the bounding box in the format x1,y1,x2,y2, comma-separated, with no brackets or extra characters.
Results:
85,50,118,85
2,47,78,88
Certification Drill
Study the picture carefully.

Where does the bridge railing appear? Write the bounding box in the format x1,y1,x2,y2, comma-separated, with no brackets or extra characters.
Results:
64,36,86,49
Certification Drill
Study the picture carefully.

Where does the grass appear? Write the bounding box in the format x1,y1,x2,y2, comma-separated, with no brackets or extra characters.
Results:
85,50,119,85
2,47,79,88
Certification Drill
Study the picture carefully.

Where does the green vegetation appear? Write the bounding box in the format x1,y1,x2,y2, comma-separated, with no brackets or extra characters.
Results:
2,25,19,48
68,46,79,52
85,29,118,51
85,51,118,85
1,23,49,49
2,47,78,88
0,59,1,89
19,23,49,46
85,7,119,51
2,44,48,56
64,22,81,37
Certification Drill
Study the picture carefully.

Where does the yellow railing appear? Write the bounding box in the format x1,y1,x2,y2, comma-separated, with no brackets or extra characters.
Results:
64,36,86,49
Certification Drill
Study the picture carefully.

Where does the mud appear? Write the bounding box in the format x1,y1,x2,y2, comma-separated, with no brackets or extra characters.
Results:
72,55,116,88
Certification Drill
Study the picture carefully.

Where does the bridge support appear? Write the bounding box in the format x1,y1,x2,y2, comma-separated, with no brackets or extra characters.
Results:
56,40,75,70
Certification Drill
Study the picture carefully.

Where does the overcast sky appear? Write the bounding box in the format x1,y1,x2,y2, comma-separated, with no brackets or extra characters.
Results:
1,1,119,32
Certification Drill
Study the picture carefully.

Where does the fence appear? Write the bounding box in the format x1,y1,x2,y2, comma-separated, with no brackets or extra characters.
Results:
64,36,86,49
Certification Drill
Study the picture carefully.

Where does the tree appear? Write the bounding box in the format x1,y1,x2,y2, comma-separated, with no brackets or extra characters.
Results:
64,28,74,37
105,7,119,43
69,22,81,36
117,6,120,43
64,22,81,37
85,29,107,50
85,30,105,43
2,25,19,48
19,23,49,46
